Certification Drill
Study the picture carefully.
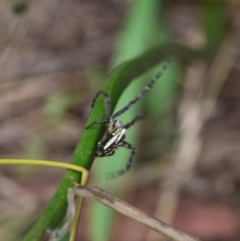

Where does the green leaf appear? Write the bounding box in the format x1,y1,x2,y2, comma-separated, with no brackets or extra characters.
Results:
89,1,171,241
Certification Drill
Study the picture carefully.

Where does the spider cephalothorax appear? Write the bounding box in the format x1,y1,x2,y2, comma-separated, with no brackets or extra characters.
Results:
86,58,171,178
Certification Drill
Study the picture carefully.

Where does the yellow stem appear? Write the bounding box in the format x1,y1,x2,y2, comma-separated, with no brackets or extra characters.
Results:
69,168,89,241
0,159,88,182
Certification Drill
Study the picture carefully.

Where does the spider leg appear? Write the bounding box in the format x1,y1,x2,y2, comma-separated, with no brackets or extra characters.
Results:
123,116,143,129
91,91,111,119
105,141,135,179
112,58,171,118
86,119,108,129
86,91,111,129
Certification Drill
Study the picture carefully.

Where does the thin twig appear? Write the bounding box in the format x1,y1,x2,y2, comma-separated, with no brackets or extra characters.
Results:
68,185,200,241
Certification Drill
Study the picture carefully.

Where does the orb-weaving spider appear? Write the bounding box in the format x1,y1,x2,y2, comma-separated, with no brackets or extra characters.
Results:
86,58,171,178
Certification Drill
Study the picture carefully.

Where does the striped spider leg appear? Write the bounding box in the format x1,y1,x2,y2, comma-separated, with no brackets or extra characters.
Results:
86,58,171,178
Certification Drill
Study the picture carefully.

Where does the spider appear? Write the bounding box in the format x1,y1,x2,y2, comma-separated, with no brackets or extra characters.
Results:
86,58,171,178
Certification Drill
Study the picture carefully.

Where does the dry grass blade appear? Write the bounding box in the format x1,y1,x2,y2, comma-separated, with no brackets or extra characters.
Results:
72,185,200,241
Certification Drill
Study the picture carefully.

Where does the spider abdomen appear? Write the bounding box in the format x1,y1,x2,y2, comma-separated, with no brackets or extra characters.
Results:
96,128,126,157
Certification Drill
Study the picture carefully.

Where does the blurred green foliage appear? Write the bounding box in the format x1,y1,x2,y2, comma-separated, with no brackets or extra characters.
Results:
9,0,29,14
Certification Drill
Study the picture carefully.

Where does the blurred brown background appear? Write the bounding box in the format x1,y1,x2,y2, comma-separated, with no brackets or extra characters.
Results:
1,1,240,241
